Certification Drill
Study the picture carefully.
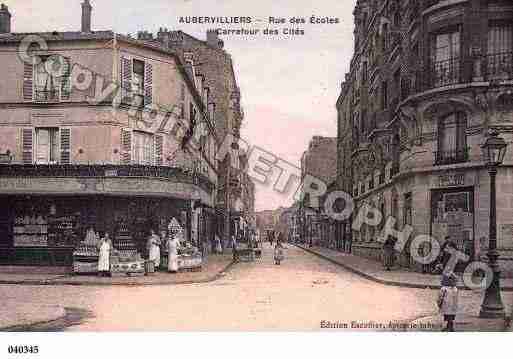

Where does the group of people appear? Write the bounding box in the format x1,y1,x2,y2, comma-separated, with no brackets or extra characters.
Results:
146,229,180,273
93,222,184,276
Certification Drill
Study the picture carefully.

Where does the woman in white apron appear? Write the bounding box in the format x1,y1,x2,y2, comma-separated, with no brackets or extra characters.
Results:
147,229,161,270
166,234,179,273
97,233,111,276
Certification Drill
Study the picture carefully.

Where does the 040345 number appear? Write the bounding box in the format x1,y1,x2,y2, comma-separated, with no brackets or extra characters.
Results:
8,345,39,354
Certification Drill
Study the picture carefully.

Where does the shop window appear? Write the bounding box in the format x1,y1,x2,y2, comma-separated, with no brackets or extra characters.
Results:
431,29,461,87
35,128,59,164
133,131,154,165
435,112,468,165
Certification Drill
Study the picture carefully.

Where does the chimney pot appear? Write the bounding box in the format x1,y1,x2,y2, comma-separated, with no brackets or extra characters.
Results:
0,3,11,34
81,0,92,33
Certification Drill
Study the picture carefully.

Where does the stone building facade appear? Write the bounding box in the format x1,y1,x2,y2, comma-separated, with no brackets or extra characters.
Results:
337,0,513,274
0,2,222,265
150,28,251,242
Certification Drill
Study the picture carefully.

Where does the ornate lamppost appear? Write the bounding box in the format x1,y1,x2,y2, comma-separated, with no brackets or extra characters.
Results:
479,129,508,318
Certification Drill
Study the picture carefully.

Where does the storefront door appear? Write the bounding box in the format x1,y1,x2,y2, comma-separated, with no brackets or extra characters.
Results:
431,187,475,264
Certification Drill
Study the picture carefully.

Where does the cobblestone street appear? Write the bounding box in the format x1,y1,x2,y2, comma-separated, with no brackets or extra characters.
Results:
2,245,509,331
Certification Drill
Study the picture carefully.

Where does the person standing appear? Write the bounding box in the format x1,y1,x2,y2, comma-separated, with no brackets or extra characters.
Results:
437,272,459,332
97,233,112,277
214,233,222,254
383,236,395,271
439,236,457,271
231,234,238,262
147,229,161,270
274,238,284,265
166,233,179,273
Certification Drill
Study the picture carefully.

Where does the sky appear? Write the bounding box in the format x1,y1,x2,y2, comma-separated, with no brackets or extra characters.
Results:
6,0,357,211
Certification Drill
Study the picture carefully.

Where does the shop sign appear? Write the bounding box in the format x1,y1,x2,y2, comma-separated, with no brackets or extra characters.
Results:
438,173,465,187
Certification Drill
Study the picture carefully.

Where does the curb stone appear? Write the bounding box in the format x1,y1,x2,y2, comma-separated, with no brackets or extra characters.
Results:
0,260,236,287
294,244,513,291
0,306,66,332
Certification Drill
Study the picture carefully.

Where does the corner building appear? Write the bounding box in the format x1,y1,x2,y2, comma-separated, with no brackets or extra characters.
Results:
0,2,219,265
337,0,513,274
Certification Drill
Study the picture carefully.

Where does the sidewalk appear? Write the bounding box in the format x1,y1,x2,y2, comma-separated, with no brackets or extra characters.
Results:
0,302,65,330
0,254,234,286
295,244,513,291
296,244,513,331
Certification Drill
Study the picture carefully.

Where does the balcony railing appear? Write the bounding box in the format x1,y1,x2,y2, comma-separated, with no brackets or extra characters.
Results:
431,57,461,87
34,87,60,103
486,51,513,80
0,164,215,194
434,147,470,166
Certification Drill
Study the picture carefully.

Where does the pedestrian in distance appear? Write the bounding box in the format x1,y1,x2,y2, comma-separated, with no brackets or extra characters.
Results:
231,234,239,262
382,236,395,271
437,271,459,332
274,237,284,265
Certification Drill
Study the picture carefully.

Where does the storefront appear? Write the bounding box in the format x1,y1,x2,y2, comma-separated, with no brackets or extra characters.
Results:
0,195,192,266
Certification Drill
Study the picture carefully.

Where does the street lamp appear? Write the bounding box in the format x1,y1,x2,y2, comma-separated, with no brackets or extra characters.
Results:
479,129,508,318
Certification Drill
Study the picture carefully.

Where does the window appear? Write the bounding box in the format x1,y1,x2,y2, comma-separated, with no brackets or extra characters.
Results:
382,23,389,51
393,69,401,103
487,24,513,78
436,112,468,165
132,59,145,105
431,30,461,86
35,128,59,164
120,57,152,107
360,110,367,135
381,81,388,110
133,131,154,165
34,56,65,102
404,193,412,226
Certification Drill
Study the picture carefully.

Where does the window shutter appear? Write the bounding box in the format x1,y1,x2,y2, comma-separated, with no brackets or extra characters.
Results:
154,135,163,166
60,128,71,164
121,128,132,164
120,56,132,102
60,57,72,101
21,128,33,164
144,62,153,106
23,60,34,101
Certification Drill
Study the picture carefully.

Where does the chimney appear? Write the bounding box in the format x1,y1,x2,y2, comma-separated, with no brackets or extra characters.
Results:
81,0,92,33
0,4,11,34
206,30,223,49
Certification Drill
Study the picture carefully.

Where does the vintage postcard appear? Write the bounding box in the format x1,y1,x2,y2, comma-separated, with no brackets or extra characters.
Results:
0,0,512,355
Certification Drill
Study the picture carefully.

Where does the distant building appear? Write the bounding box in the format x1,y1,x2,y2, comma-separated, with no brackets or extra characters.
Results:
297,136,337,246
